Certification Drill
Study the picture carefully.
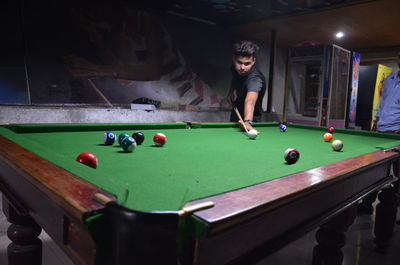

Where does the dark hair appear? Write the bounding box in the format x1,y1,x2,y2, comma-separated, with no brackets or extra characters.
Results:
233,40,260,58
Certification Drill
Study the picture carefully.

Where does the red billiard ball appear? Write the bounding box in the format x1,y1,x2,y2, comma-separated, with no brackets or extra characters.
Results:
76,152,98,168
284,148,300,164
327,127,335,133
153,133,167,146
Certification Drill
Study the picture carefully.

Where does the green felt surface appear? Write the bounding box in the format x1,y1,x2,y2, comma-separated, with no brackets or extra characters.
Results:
1,123,400,212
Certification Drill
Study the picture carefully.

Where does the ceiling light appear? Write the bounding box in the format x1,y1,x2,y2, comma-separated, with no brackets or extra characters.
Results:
335,32,344,39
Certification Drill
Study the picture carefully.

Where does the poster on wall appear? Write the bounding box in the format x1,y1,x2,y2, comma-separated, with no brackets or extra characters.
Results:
22,1,227,110
370,64,393,129
347,52,360,127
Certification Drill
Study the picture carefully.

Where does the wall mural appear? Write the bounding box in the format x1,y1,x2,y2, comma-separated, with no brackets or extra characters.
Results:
1,1,235,111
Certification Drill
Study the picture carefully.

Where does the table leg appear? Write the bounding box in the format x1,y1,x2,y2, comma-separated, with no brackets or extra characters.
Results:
2,196,42,265
312,205,357,265
374,180,399,252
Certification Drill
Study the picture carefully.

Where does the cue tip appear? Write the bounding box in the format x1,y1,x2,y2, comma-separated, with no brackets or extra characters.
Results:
178,201,215,217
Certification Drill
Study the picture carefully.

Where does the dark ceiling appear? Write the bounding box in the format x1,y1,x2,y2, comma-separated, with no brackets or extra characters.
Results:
232,0,400,51
148,0,374,26
142,0,400,51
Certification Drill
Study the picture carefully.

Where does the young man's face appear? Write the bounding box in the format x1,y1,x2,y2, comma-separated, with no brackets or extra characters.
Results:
233,55,256,76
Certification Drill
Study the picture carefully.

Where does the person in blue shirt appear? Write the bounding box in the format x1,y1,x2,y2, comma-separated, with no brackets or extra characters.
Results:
359,52,400,216
373,63,400,133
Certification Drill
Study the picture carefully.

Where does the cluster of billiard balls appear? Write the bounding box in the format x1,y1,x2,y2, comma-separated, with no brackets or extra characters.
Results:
76,131,167,168
282,126,343,165
104,131,147,152
104,131,167,151
323,127,344,151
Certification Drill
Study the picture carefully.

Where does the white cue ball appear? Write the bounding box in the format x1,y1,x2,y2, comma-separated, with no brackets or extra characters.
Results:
332,139,343,151
247,129,258,139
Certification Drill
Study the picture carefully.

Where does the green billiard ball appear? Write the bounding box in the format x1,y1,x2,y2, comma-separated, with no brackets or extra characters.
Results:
118,132,130,145
121,137,137,152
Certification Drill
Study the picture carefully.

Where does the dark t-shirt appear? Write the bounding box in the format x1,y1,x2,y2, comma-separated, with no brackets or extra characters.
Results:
230,65,266,122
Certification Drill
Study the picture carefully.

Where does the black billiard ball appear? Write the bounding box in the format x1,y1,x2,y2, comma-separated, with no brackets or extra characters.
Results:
132,131,145,145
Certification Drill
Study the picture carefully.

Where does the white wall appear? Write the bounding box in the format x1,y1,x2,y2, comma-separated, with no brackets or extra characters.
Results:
0,105,283,124
0,106,230,124
270,47,288,116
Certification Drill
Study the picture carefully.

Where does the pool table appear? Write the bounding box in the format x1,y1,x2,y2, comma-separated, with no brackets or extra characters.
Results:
0,122,399,265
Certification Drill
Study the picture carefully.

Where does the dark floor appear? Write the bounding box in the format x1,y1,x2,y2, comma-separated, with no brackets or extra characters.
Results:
0,195,399,265
257,212,400,265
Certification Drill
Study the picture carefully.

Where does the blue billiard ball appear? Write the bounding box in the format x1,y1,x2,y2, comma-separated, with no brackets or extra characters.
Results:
279,124,287,132
103,131,116,145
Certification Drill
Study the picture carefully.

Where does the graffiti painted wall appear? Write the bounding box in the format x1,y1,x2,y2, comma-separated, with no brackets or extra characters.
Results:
1,1,270,112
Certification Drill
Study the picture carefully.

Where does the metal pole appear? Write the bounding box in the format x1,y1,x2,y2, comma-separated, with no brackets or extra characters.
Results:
267,29,276,113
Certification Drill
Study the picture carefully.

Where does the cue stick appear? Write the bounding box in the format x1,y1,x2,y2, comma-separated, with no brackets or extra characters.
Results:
233,107,249,133
178,201,215,217
87,78,114,107
94,192,214,217
94,193,114,205
281,49,290,123
384,147,400,152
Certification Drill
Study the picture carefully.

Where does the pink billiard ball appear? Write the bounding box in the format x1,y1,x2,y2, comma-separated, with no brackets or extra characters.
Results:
327,127,335,133
153,133,167,146
76,152,98,169
284,148,300,164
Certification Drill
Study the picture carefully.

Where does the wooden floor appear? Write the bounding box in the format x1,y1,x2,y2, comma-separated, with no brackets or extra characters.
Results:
0,194,399,265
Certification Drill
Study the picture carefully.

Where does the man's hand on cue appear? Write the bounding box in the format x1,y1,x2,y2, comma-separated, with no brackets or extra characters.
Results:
240,121,259,134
